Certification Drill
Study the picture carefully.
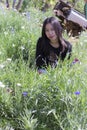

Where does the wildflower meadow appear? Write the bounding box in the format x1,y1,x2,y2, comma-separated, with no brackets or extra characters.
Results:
0,1,87,130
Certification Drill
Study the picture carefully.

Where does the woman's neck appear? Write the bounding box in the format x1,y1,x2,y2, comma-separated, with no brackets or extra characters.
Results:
50,40,59,48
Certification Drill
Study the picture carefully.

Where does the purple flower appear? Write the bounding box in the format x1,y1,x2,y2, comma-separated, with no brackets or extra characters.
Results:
72,58,80,64
74,91,80,95
22,91,28,97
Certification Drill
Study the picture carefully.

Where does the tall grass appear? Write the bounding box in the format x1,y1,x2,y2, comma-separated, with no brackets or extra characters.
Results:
0,5,87,130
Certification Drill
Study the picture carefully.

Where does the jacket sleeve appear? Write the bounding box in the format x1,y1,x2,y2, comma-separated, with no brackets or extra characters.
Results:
35,38,46,68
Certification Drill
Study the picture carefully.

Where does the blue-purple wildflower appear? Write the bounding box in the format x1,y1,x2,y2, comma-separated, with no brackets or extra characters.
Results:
72,58,80,64
22,91,28,97
74,91,80,95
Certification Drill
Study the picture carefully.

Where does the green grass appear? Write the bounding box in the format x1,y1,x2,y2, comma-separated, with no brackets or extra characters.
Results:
0,5,87,130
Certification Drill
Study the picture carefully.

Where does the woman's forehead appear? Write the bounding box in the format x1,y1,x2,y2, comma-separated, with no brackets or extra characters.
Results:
45,23,53,28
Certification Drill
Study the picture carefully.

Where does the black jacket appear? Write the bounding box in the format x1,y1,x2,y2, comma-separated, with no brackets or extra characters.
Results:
35,37,72,68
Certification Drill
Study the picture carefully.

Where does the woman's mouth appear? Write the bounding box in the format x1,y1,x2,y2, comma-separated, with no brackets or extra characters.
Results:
49,36,54,39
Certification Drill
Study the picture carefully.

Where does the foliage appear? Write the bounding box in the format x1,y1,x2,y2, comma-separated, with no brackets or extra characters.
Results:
20,0,85,13
0,3,87,130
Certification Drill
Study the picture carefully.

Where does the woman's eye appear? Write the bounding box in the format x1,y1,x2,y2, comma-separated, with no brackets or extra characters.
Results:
45,29,54,32
51,28,54,31
45,30,49,32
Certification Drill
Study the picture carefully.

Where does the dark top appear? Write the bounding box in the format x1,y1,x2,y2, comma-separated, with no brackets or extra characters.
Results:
35,37,72,68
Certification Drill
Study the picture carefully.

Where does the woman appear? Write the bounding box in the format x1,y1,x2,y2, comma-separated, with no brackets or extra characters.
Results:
35,17,72,70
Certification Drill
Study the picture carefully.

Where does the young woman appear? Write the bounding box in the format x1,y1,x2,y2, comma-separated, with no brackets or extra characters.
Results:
35,17,72,70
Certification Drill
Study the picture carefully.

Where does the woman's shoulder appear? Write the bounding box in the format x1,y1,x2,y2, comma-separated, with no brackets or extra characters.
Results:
37,37,43,43
64,39,71,45
64,40,72,49
36,37,43,46
36,37,45,49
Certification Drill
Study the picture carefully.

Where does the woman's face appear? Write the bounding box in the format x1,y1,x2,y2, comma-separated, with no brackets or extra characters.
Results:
45,23,57,42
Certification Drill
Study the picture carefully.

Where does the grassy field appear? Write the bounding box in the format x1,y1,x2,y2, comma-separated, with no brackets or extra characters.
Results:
0,3,87,130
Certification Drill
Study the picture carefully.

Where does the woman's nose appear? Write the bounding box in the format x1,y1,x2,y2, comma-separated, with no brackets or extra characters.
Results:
49,31,53,35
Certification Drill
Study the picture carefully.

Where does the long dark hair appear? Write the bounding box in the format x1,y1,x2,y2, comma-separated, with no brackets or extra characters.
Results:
42,17,67,52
